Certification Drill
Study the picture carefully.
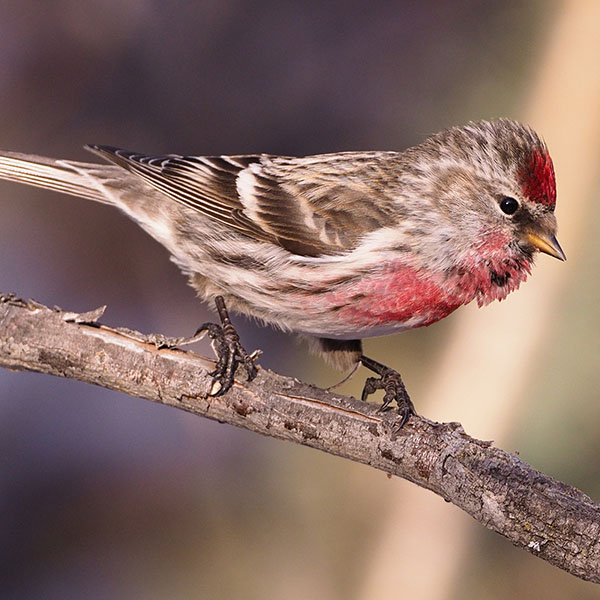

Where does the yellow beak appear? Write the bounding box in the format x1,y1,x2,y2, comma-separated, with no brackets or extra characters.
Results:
527,232,566,261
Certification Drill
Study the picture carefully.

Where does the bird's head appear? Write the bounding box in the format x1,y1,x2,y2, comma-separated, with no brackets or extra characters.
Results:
423,119,565,266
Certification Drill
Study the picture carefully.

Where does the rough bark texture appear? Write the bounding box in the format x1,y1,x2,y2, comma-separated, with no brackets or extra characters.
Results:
0,294,598,583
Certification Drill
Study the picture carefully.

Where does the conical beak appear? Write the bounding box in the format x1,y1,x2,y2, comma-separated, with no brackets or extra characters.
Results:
527,231,566,261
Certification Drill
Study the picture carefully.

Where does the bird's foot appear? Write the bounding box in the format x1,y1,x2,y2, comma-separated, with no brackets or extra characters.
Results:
195,296,259,396
360,355,415,428
110,296,258,395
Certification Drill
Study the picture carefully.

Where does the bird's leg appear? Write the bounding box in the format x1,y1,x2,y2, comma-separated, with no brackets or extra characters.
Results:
360,355,415,427
193,296,259,396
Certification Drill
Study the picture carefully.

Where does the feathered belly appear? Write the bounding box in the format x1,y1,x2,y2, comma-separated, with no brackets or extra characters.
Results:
185,250,531,340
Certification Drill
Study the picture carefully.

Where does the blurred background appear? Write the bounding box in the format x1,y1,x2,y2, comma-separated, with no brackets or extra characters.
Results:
0,1,598,598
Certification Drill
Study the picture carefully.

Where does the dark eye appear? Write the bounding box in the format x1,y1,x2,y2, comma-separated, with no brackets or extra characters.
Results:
499,196,519,215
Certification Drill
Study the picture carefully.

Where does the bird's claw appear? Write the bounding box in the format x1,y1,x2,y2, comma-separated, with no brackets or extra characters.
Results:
196,297,258,396
360,361,415,428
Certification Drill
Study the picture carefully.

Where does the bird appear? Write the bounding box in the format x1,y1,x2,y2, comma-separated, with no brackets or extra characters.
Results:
0,119,565,424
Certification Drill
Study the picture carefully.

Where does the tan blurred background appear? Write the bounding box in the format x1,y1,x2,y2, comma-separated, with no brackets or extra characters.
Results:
0,1,598,598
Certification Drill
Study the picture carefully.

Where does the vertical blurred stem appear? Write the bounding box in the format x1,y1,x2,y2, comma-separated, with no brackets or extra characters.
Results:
358,2,600,598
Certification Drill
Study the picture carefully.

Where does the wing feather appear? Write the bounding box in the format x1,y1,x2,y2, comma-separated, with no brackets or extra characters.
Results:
87,145,400,256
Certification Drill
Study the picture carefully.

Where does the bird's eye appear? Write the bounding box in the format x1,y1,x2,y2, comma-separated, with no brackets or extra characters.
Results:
499,196,519,215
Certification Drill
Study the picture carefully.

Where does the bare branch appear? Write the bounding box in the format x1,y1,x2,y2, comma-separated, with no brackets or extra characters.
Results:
0,294,598,583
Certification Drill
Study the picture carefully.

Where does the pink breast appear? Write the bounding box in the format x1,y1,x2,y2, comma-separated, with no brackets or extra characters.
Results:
325,262,468,330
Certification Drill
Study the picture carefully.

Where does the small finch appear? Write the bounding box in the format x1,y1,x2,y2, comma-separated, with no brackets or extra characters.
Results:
0,119,564,424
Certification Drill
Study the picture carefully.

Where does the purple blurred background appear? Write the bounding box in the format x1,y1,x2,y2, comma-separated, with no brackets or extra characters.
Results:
1,2,598,598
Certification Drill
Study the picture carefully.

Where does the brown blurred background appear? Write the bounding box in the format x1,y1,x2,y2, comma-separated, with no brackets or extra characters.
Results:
0,1,598,598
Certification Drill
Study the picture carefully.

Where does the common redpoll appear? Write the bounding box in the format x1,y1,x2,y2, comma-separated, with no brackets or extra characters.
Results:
0,119,564,424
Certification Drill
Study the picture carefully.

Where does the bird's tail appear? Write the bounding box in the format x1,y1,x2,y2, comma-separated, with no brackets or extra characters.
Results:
0,150,118,205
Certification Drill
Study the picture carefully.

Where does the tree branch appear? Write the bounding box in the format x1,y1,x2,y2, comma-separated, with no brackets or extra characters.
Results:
0,293,598,583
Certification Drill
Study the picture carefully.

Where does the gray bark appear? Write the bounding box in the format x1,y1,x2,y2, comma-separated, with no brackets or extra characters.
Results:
0,294,598,583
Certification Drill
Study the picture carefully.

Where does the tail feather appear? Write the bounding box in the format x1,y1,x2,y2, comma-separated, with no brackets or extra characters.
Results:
0,151,111,203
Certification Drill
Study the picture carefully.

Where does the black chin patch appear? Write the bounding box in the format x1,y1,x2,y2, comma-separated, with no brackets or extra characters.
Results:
490,270,511,287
